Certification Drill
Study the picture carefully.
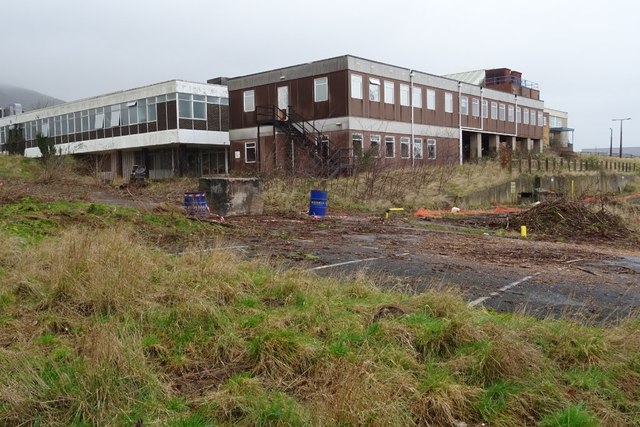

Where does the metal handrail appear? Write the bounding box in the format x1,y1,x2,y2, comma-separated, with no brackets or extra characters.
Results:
485,76,539,90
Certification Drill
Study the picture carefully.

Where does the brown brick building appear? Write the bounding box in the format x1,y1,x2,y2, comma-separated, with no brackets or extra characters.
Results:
228,55,545,176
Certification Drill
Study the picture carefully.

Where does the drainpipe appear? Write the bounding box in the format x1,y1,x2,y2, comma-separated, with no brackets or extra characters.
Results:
458,81,463,165
514,94,518,148
410,70,415,168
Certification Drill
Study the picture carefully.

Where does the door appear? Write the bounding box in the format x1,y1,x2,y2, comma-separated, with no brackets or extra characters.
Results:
277,85,289,120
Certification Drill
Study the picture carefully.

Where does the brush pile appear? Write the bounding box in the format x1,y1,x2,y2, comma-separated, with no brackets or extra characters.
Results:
508,198,636,244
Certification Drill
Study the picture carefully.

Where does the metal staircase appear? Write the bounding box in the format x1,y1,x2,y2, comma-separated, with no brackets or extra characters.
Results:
256,105,352,177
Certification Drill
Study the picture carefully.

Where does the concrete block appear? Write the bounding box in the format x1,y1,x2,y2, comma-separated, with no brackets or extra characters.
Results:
199,177,264,216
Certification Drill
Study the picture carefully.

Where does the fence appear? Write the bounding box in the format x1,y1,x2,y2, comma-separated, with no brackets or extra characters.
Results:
511,158,637,174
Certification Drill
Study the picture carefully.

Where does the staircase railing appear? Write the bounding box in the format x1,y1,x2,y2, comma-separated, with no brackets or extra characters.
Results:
255,104,353,177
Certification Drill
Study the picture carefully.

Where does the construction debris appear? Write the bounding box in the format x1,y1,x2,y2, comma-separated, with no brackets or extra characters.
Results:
507,199,636,244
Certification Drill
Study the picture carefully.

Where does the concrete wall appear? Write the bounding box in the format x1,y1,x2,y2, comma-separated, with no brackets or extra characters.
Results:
199,177,264,216
458,173,635,208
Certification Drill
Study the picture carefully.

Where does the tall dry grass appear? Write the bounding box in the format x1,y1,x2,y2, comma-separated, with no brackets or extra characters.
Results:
0,226,639,425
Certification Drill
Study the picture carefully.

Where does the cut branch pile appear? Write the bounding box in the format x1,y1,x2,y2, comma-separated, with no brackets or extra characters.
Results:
508,199,636,244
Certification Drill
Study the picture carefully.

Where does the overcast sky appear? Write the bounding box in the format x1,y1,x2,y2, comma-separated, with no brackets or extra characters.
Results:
3,0,638,151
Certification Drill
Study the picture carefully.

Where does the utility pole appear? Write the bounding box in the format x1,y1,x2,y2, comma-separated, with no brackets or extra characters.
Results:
612,118,631,158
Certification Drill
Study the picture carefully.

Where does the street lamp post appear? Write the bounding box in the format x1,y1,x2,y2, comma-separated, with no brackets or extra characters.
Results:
609,128,613,157
612,117,631,158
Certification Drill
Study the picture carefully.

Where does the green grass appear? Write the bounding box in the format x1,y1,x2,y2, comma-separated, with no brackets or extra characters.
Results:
0,224,638,426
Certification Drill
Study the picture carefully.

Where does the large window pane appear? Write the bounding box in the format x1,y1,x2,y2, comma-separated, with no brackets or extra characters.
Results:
193,101,206,119
179,99,192,119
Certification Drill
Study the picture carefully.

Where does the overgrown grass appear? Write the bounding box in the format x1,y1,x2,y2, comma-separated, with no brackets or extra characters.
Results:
0,225,638,426
0,197,223,246
264,161,512,214
0,155,39,178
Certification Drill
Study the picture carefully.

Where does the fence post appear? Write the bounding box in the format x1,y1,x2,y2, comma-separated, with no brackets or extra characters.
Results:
545,158,549,172
528,157,532,173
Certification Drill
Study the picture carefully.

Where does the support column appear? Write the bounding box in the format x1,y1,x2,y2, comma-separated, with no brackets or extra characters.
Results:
489,134,499,156
510,136,516,151
470,132,482,160
527,138,533,152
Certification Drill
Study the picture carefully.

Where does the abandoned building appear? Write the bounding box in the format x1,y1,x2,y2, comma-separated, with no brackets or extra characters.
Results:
0,80,230,180
1,55,563,180
228,55,546,176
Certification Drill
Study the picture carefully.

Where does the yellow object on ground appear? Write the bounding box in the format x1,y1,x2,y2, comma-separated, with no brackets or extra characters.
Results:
521,225,527,238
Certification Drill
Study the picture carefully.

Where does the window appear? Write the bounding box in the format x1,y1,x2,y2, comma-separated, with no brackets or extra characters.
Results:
370,135,381,157
179,94,192,119
541,113,546,126
400,137,410,158
427,139,436,160
110,105,121,128
413,138,423,159
352,133,363,158
516,107,521,124
385,136,395,158
128,104,138,125
460,96,468,115
314,77,328,102
400,84,410,106
81,111,89,132
508,105,514,122
54,116,62,136
95,109,105,129
482,100,488,119
538,112,544,127
499,103,506,121
369,78,380,102
351,74,363,99
384,81,394,104
427,89,436,110
412,87,422,108
472,98,479,117
68,113,75,134
243,90,255,112
445,92,453,113
523,108,529,124
137,99,147,123
491,102,498,120
243,142,256,163
193,95,206,120
147,98,157,122
42,120,49,137
530,109,536,126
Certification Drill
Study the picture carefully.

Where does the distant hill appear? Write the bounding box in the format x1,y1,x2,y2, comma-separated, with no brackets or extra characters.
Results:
0,83,64,112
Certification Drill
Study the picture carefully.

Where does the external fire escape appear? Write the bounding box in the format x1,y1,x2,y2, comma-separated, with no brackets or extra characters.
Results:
256,105,352,177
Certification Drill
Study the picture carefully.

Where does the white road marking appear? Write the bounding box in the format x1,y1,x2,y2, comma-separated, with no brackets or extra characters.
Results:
306,257,382,271
469,272,540,307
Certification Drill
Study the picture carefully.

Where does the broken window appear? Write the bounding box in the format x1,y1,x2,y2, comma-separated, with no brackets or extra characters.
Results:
370,135,380,157
245,142,256,163
427,139,436,160
369,78,380,102
385,136,395,158
400,137,410,158
352,134,363,158
414,138,423,159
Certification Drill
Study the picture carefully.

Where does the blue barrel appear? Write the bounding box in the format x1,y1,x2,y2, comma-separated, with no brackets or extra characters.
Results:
309,190,328,216
184,192,209,217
